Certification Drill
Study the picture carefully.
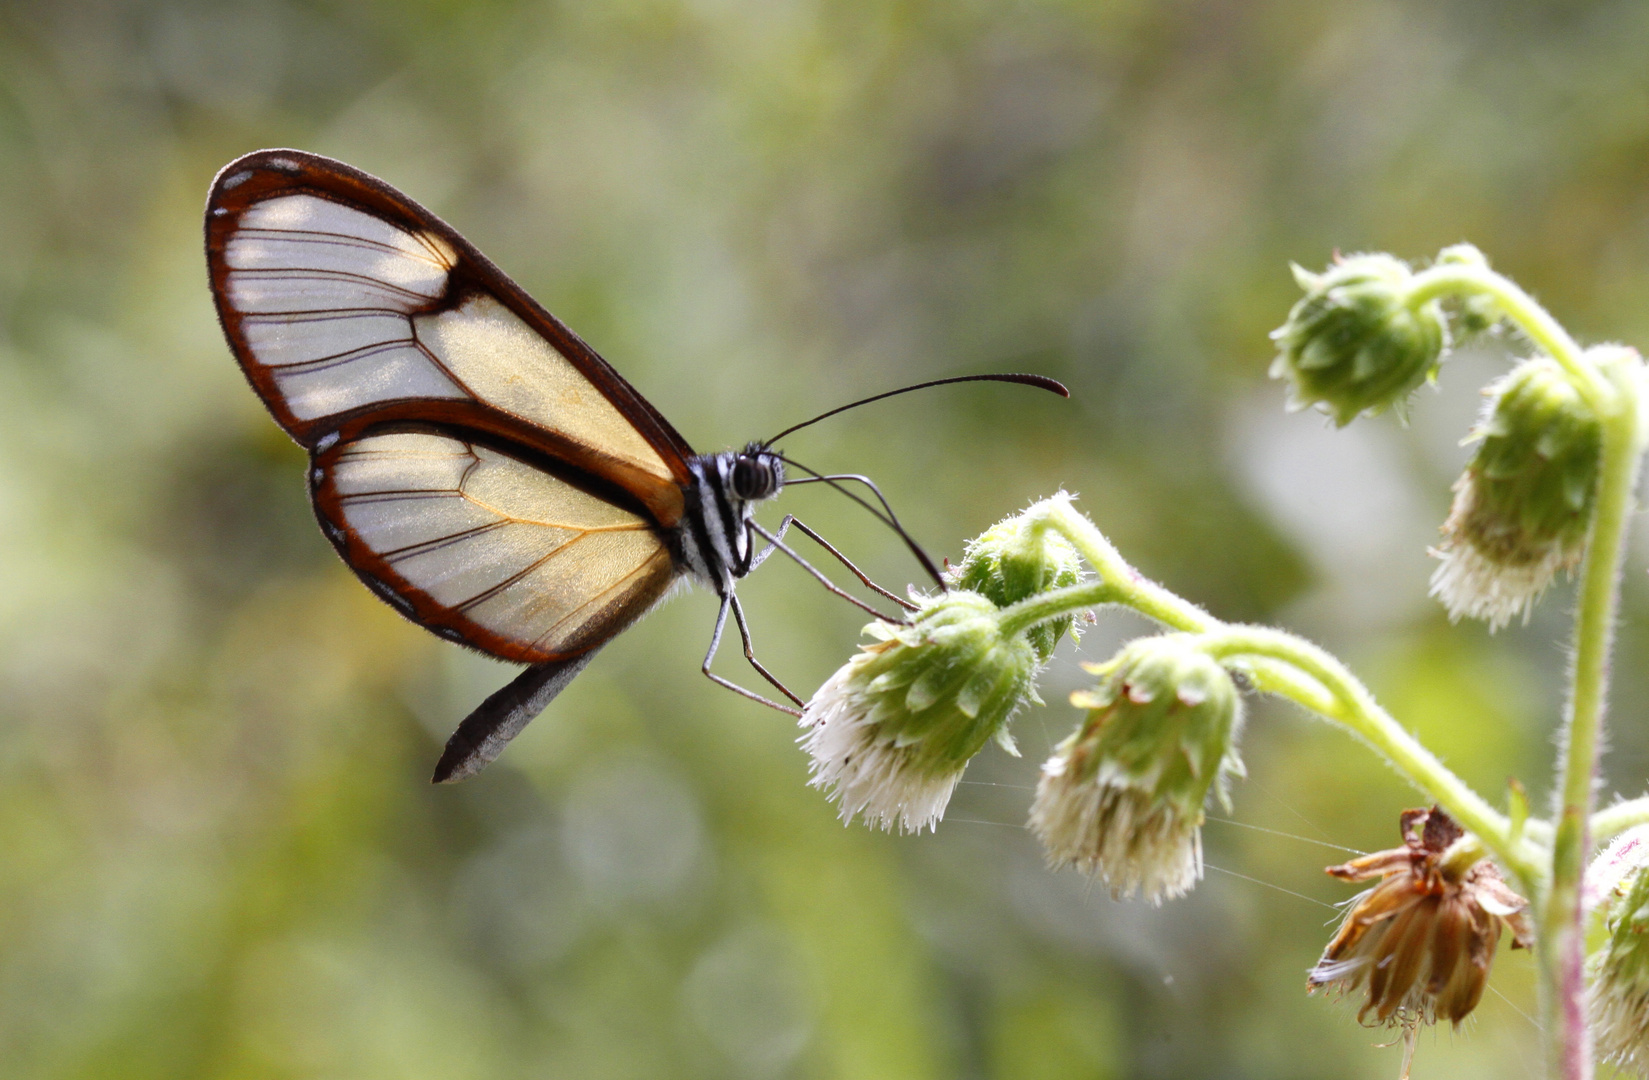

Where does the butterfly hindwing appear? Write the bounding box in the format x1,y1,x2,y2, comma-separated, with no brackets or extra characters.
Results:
311,429,677,664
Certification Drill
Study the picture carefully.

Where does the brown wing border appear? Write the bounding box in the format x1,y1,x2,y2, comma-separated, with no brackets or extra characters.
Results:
204,148,698,518
309,426,680,664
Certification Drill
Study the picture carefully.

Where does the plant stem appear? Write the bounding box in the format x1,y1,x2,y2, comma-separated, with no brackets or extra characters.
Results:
1590,798,1649,844
1194,624,1540,882
1539,352,1642,1080
1407,265,1606,410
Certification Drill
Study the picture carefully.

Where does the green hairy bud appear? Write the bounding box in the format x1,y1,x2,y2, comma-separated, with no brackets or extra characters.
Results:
1270,252,1447,425
1430,355,1602,629
799,591,1041,833
949,495,1087,661
1029,634,1244,903
1590,836,1649,1076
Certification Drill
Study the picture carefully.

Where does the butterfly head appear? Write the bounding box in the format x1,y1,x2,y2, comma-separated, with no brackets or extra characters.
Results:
730,442,785,503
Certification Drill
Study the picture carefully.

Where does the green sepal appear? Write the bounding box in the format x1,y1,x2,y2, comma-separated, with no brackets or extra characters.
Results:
949,507,1087,661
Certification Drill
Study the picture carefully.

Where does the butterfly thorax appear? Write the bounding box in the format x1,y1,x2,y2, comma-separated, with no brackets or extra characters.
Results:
678,444,784,591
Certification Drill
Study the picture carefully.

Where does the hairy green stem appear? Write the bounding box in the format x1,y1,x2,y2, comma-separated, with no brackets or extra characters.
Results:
1539,353,1642,1080
1194,625,1539,882
1407,264,1605,409
1591,797,1649,844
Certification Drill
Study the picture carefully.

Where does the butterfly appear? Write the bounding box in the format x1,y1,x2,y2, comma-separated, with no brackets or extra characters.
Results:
205,149,1066,784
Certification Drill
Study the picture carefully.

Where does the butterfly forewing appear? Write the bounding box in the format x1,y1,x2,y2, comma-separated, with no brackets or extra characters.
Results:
206,150,693,526
206,150,696,665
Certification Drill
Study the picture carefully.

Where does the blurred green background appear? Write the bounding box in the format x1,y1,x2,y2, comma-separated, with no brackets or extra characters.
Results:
6,1,1649,1077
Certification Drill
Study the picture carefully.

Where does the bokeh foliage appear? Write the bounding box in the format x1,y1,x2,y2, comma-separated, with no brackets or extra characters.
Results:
5,0,1649,1076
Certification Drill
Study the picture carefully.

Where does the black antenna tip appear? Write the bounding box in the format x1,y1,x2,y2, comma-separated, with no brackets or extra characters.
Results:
993,373,1070,398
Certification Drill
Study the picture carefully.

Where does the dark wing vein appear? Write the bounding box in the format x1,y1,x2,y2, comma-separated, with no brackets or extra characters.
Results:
381,519,512,562
452,544,572,615
237,227,451,266
529,551,662,651
272,338,420,374
245,308,411,324
233,268,435,303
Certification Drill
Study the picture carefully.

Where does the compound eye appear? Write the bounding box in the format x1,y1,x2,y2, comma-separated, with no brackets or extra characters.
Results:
731,456,773,500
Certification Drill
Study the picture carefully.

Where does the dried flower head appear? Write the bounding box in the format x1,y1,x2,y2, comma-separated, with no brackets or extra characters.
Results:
1308,806,1531,1027
1270,252,1447,426
1589,829,1649,1075
799,590,1040,833
1029,634,1244,904
1430,355,1602,629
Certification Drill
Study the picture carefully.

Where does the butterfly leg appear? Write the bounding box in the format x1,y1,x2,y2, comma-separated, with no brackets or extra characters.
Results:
747,520,909,622
750,515,918,611
727,591,805,708
702,592,803,716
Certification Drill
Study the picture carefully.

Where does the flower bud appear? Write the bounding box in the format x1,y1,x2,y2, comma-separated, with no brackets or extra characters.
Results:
948,495,1087,661
1590,833,1649,1074
1429,356,1601,629
1308,806,1531,1028
1270,252,1446,425
1028,634,1244,903
799,591,1040,834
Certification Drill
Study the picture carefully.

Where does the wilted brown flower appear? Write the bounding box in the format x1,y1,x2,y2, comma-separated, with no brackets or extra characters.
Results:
1308,806,1532,1027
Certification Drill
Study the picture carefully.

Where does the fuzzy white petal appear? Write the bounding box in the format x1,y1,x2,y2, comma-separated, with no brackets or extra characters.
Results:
1028,758,1201,905
798,668,963,834
1592,977,1649,1075
1429,537,1571,631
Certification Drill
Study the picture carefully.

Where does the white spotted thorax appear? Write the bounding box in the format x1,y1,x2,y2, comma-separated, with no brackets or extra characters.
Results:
678,443,786,592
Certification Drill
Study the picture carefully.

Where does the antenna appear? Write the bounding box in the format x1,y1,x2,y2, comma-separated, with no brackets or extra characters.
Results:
761,373,1068,448
778,456,947,587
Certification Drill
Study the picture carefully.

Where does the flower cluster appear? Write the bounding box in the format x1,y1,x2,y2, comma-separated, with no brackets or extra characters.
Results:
788,238,1647,1078
1308,806,1530,1027
1029,635,1244,903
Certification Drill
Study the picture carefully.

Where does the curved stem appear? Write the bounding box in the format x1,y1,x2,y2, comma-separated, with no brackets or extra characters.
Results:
1407,264,1608,410
1194,625,1539,883
1592,797,1649,844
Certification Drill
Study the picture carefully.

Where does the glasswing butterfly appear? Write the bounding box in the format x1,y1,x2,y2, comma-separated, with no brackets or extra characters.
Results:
205,149,1065,784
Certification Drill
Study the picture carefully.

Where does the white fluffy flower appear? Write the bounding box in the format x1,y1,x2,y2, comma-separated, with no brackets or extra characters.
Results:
1028,635,1243,904
798,591,1039,834
1029,759,1202,902
1591,833,1649,1074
